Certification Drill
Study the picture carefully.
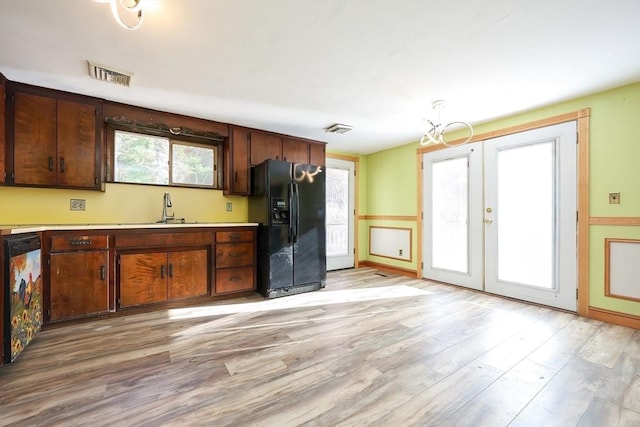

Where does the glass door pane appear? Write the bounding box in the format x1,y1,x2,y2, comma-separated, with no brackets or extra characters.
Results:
497,142,554,288
326,166,349,257
432,157,469,273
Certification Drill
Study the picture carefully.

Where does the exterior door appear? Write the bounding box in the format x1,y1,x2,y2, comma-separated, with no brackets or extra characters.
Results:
422,122,577,311
422,143,483,289
325,158,356,271
484,122,577,311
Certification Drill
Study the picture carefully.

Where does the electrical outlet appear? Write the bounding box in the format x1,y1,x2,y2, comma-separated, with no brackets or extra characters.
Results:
399,249,403,256
70,199,86,211
609,192,620,204
226,202,233,212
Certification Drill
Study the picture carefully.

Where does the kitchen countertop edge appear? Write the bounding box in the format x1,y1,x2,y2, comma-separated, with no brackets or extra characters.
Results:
1,223,259,235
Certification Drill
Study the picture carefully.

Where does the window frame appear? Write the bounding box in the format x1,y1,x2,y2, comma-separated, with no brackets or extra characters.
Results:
106,126,224,189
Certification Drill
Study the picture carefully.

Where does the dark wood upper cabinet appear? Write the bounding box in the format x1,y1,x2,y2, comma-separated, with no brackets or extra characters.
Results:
250,131,282,166
9,84,102,190
225,127,251,195
0,74,6,184
13,92,57,186
282,137,309,164
309,141,326,166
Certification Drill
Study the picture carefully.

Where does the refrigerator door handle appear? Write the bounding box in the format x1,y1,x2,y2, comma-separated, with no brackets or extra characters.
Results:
291,183,299,243
288,183,296,243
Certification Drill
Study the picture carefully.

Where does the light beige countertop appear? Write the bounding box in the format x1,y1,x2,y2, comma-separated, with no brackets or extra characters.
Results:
1,222,259,235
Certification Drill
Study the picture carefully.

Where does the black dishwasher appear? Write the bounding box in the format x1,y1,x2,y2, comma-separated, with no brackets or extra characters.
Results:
3,233,42,363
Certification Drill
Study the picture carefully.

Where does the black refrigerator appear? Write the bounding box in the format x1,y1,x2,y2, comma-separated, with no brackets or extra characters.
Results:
249,159,326,298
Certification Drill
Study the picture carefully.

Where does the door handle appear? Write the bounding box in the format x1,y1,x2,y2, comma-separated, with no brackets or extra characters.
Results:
484,219,493,224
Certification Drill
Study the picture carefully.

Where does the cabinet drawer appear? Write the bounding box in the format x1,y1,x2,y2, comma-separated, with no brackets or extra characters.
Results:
215,242,254,268
215,230,253,243
51,234,109,252
215,267,255,294
116,231,212,248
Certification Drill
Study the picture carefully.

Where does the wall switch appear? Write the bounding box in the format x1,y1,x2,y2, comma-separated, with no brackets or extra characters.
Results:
70,199,86,211
609,192,620,204
226,202,233,212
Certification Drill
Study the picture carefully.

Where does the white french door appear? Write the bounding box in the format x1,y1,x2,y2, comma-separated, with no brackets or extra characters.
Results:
422,122,577,311
325,158,355,271
422,143,483,289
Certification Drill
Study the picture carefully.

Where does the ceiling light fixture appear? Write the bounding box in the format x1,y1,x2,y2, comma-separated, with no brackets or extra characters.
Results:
420,100,473,147
325,124,353,134
96,0,144,30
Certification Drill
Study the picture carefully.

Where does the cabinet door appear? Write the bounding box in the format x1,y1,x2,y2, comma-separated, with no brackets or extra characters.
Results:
13,92,57,185
282,137,309,164
50,251,109,321
0,75,5,184
250,132,282,166
168,249,208,300
229,127,250,195
309,142,326,166
57,100,97,188
119,253,168,307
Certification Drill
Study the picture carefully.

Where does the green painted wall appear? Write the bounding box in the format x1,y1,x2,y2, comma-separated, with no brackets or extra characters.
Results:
365,143,417,216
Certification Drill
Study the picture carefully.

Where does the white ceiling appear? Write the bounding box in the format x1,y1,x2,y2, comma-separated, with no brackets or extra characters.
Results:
1,0,639,155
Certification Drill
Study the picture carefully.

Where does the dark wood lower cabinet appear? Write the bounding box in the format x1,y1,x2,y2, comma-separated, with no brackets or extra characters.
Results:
214,229,256,295
38,226,256,324
50,251,109,321
48,234,109,322
119,249,208,308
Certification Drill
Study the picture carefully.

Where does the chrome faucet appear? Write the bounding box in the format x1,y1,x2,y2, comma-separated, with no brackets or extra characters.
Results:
161,192,174,223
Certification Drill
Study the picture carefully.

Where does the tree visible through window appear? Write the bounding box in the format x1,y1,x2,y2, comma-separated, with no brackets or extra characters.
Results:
113,130,217,187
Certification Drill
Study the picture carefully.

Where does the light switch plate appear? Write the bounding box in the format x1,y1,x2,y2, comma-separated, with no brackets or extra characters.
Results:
70,199,86,211
226,202,233,212
609,192,620,204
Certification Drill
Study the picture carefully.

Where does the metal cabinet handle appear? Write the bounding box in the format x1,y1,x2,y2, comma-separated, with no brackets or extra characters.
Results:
48,156,54,171
169,264,173,278
230,276,241,282
60,157,65,173
228,252,243,257
70,240,92,246
234,171,238,183
100,265,106,281
160,265,165,279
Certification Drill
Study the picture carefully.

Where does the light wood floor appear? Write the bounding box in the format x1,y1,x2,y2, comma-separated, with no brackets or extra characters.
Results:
1,267,639,426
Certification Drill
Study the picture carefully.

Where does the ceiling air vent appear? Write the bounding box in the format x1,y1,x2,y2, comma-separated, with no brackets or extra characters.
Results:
324,123,353,134
87,61,133,87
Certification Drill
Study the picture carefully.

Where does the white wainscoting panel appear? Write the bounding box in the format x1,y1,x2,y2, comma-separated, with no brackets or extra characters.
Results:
369,226,411,261
607,239,640,302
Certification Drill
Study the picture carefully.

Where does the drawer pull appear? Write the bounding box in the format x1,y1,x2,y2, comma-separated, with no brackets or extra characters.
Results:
70,240,92,246
228,252,243,257
229,234,241,239
230,276,242,282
